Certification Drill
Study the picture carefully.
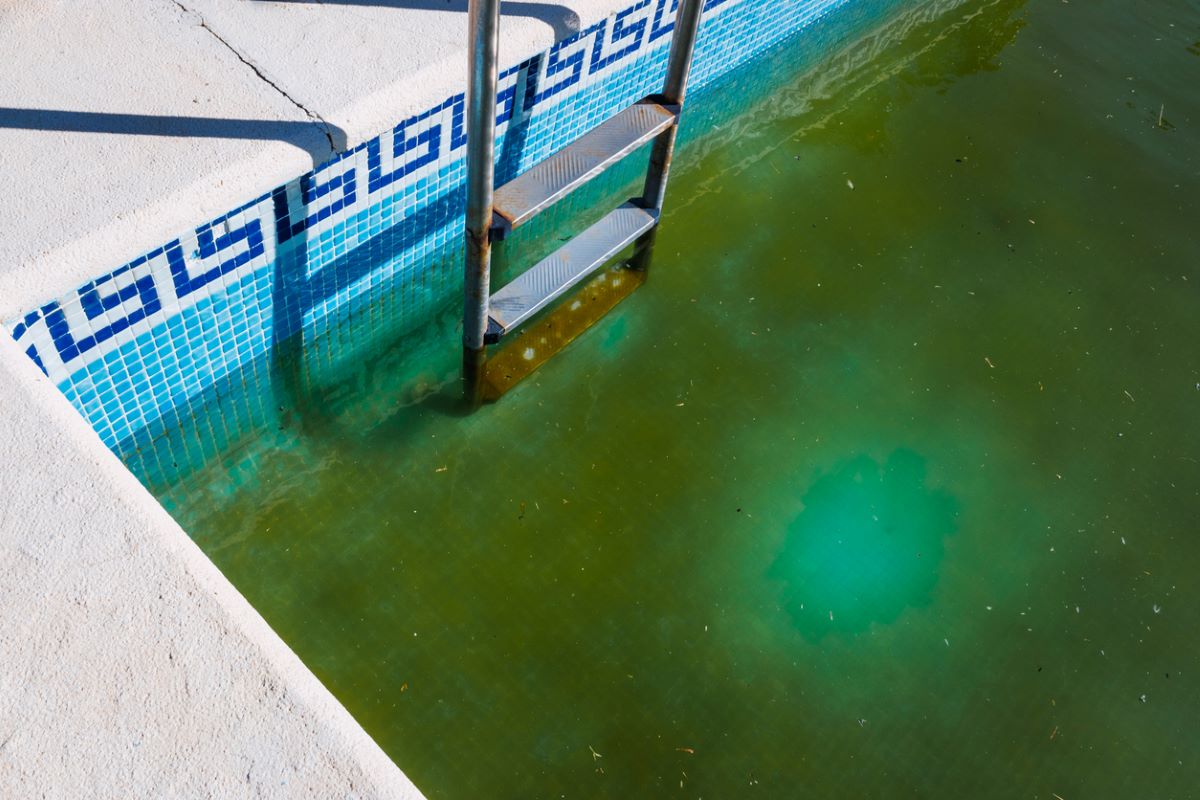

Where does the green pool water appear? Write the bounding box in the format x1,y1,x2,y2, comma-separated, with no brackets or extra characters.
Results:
146,0,1200,796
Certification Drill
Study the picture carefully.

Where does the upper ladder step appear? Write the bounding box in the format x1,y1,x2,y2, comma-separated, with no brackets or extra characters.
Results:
487,201,657,340
492,102,676,236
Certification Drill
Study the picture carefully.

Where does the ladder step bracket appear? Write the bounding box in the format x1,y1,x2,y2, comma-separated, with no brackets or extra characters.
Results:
491,102,677,239
486,202,658,341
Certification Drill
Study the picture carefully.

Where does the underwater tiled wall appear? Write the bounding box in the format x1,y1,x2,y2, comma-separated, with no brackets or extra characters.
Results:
7,0,875,457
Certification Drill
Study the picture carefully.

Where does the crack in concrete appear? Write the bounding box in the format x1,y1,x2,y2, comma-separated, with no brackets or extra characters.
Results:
171,0,340,156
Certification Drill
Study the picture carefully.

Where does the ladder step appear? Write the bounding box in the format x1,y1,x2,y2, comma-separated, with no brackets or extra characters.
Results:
487,202,657,340
483,263,647,401
492,102,676,236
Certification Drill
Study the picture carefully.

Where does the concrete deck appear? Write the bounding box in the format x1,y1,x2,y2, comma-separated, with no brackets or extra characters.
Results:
0,0,628,321
0,332,425,798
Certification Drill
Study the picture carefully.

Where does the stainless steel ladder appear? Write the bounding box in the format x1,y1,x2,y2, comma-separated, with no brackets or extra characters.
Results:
462,0,705,403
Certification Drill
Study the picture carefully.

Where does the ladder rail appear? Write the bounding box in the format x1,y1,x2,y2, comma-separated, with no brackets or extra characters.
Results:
463,0,501,403
642,0,705,212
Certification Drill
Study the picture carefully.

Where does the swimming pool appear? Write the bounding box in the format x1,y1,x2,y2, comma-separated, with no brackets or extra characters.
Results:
29,0,1200,795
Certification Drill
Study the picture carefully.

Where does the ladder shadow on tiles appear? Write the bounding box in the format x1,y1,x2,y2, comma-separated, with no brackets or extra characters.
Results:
0,108,347,162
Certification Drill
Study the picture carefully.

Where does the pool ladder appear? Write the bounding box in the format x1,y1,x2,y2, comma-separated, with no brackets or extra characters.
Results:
462,0,706,403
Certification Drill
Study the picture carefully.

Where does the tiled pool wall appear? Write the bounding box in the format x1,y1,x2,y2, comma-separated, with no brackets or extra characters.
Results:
8,0,917,492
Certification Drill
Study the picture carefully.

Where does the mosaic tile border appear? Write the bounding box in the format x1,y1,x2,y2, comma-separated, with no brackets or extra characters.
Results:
8,0,862,450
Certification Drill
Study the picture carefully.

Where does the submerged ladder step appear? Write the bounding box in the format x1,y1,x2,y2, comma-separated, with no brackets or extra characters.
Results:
486,202,658,341
491,102,676,237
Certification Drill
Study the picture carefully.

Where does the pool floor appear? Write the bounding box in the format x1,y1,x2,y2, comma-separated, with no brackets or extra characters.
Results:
145,0,1200,796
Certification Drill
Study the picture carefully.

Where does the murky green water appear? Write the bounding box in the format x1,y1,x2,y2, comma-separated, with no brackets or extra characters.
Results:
147,0,1200,796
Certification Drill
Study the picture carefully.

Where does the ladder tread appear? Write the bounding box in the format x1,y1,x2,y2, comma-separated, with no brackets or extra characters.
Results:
488,202,657,337
493,102,676,232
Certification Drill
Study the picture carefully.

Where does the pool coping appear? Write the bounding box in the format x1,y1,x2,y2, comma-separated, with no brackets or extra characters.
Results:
0,331,426,797
0,0,633,321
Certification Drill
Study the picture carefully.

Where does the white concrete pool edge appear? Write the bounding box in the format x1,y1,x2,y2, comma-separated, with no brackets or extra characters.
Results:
0,329,424,798
0,0,633,321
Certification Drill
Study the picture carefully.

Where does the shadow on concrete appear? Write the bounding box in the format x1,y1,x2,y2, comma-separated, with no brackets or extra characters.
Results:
254,0,582,40
0,107,343,162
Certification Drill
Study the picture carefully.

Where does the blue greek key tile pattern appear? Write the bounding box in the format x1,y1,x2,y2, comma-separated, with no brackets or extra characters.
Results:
9,0,858,453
